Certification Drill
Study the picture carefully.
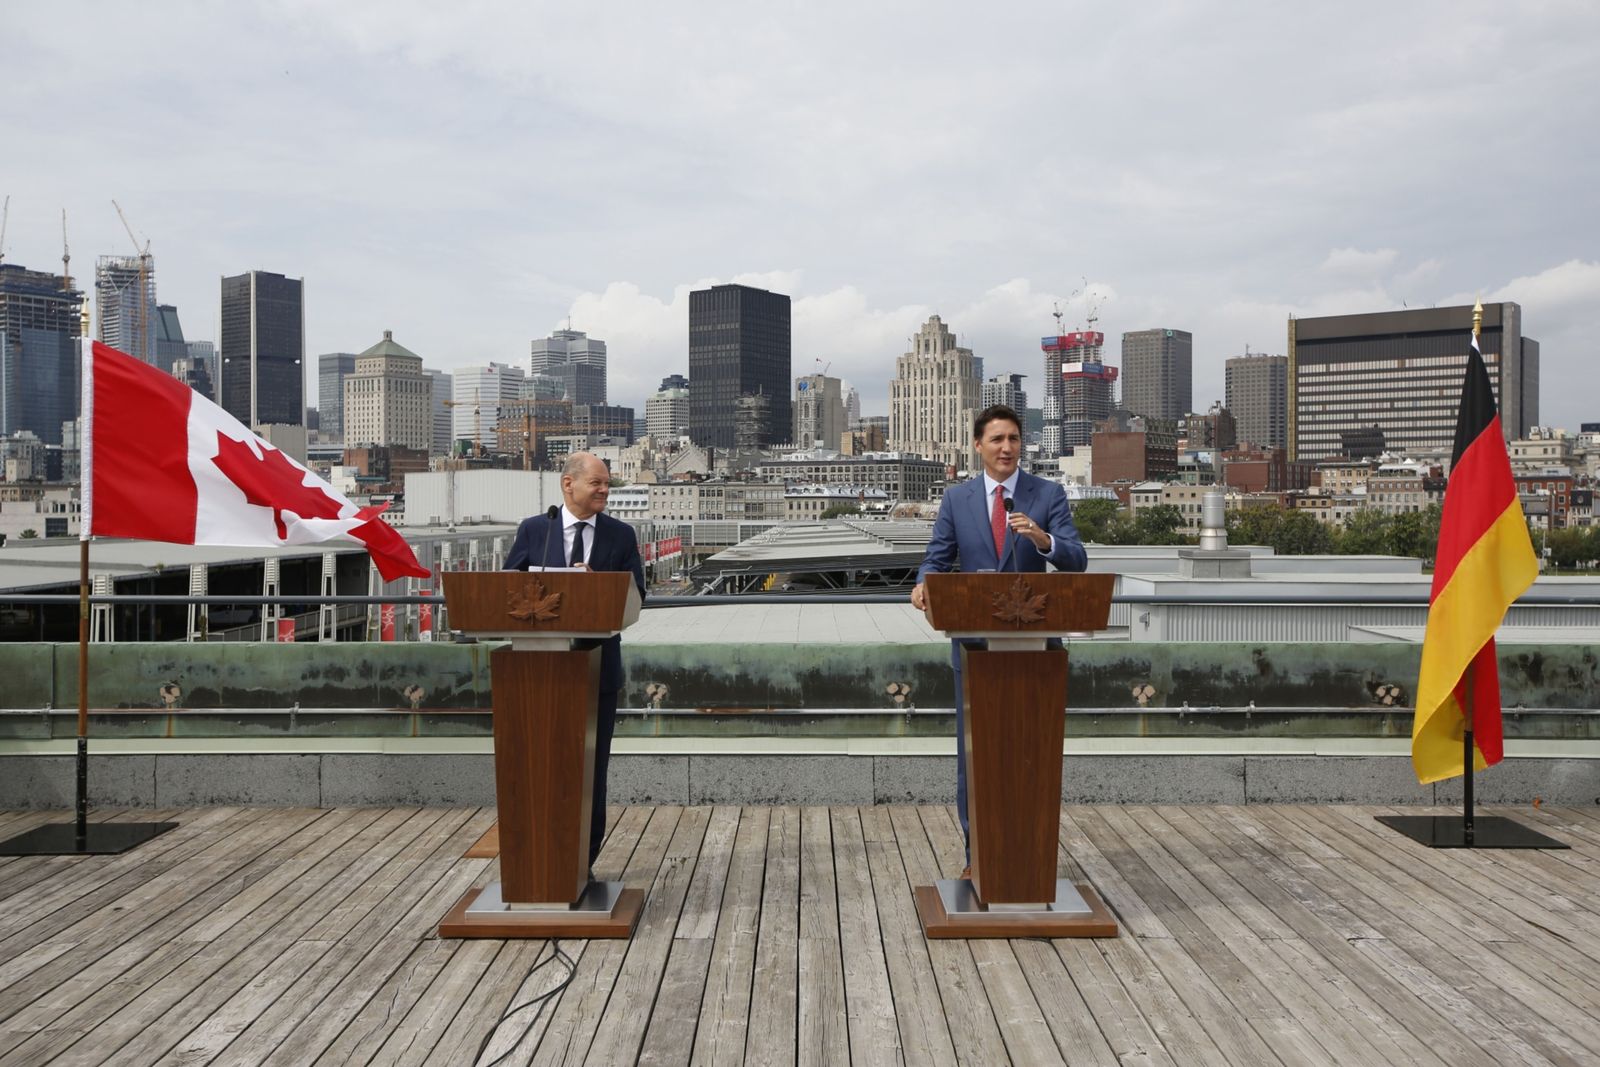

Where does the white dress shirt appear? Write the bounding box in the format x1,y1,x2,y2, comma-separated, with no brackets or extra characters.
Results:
980,469,1054,555
560,505,596,566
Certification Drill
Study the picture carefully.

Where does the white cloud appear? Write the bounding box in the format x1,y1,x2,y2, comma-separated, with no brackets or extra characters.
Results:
1320,248,1400,276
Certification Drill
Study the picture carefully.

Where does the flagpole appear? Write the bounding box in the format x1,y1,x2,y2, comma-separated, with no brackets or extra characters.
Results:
76,538,90,847
1462,669,1475,847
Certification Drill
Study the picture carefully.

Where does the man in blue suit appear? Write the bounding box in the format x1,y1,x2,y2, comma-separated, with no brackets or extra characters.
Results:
505,452,645,876
910,404,1087,875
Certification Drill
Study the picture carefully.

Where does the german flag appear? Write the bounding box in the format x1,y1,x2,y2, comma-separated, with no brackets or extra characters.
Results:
1412,328,1538,783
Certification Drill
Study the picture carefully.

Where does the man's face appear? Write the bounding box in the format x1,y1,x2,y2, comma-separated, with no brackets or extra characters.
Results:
975,418,1022,481
562,458,610,519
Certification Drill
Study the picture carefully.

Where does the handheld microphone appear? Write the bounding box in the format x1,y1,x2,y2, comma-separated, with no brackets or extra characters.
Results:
536,504,560,569
1002,497,1018,572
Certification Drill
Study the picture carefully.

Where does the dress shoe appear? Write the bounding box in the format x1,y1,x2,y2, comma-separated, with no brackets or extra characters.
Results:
959,864,972,881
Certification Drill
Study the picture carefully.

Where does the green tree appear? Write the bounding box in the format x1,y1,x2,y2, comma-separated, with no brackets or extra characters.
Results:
1273,510,1335,555
1132,504,1189,546
1226,504,1284,547
819,503,861,519
1546,527,1594,569
1387,510,1432,559
1337,509,1391,555
1070,498,1122,543
19,529,38,540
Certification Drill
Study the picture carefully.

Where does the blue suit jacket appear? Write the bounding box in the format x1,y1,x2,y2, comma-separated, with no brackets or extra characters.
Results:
504,509,646,693
916,469,1087,582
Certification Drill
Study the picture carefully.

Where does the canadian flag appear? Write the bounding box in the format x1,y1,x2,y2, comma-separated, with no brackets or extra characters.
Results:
82,341,429,581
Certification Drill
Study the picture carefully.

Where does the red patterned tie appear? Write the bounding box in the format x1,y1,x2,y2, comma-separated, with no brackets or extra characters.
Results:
991,485,1006,562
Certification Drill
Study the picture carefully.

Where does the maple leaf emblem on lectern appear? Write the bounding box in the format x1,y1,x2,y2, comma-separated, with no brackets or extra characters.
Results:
508,578,563,623
991,576,1048,627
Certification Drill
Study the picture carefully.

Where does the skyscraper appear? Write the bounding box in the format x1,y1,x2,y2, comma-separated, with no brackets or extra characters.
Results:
1121,328,1193,422
981,373,1028,414
645,374,691,440
318,353,358,443
688,284,792,450
452,363,525,453
1224,352,1288,449
95,254,157,366
0,263,84,446
1042,330,1116,454
342,331,433,451
219,271,305,428
1290,303,1538,462
793,373,846,450
426,369,453,456
531,328,607,404
889,315,982,471
154,305,186,374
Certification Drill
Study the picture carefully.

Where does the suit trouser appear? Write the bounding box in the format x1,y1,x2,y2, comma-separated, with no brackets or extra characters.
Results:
592,688,618,868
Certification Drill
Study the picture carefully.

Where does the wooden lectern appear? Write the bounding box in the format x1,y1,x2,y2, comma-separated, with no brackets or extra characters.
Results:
913,571,1120,938
437,570,645,938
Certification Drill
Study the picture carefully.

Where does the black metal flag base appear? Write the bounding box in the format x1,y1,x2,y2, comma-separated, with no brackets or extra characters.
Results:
0,821,178,857
1375,814,1569,850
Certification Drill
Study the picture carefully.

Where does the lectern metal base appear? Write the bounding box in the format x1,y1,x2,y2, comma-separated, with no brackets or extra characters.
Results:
1375,815,1568,850
0,821,178,856
915,879,1118,938
438,880,644,939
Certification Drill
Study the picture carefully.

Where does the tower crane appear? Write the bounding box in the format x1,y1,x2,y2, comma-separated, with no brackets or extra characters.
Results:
111,200,153,362
0,195,10,266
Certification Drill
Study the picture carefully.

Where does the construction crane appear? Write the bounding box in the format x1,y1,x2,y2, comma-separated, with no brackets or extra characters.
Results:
111,199,153,363
0,195,9,266
441,387,483,457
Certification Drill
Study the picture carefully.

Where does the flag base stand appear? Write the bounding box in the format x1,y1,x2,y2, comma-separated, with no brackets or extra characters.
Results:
0,821,178,856
1375,814,1568,850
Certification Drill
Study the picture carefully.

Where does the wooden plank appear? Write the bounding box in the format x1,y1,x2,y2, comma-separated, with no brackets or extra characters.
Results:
0,807,246,943
0,809,334,1057
583,806,712,1065
1249,805,1588,1067
829,807,902,1067
524,805,685,1066
14,807,406,1067
637,805,741,1067
744,805,800,1067
797,806,847,1067
365,938,507,1067
1073,806,1330,1065
1056,806,1173,940
236,808,498,1067
1172,805,1488,1067
690,806,771,1067
919,804,1065,1067
887,805,1009,1067
857,806,957,1067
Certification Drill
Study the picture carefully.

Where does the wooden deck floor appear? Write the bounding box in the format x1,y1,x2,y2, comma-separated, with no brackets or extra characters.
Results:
1,802,1598,1066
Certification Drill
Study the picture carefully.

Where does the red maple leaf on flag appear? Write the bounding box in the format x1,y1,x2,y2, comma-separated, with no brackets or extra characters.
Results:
212,433,344,538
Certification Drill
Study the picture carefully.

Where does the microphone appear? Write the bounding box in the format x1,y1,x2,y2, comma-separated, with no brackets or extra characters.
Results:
1002,497,1018,572
536,504,560,569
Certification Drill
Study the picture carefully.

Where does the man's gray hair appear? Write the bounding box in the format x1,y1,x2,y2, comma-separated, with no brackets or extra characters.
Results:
562,452,602,480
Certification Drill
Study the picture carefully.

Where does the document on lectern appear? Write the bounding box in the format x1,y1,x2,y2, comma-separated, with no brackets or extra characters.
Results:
523,565,588,573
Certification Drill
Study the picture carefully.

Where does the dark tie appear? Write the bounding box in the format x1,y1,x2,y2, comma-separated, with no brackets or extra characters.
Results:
570,521,587,566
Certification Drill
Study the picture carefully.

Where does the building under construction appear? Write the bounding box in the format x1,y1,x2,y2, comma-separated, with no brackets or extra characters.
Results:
1041,329,1117,453
0,263,85,445
95,254,156,365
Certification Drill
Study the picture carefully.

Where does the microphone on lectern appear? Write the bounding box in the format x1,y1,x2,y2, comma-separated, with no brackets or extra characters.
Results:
1002,497,1018,572
537,504,560,569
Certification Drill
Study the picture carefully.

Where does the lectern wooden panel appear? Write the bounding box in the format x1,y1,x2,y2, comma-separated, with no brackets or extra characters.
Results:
437,570,644,940
913,570,1119,939
492,646,598,904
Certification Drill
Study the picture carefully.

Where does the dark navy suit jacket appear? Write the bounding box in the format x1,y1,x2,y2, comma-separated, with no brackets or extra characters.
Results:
504,510,646,693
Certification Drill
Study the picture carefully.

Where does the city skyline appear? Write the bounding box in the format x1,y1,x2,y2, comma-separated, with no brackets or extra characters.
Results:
2,4,1597,430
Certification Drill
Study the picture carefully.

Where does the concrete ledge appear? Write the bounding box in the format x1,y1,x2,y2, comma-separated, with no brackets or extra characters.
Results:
1,751,1596,808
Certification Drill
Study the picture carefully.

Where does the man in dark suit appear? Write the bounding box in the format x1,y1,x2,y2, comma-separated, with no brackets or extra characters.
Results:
505,451,645,875
910,404,1087,874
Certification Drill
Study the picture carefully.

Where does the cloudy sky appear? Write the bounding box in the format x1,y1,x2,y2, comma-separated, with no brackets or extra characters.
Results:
5,1,1597,428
